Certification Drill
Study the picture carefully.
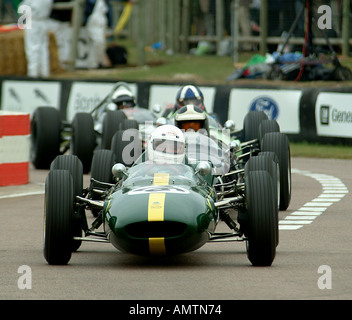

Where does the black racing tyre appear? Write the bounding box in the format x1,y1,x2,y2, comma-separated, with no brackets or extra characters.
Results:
243,111,268,142
71,112,96,173
111,129,142,166
44,170,74,265
245,170,277,266
50,155,84,252
50,155,83,197
101,110,127,149
90,150,116,216
245,155,279,246
91,149,116,185
258,151,280,209
120,119,139,130
31,107,61,169
261,132,291,211
259,120,280,144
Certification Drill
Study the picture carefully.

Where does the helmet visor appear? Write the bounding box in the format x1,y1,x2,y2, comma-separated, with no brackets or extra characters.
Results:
182,98,204,110
116,101,135,109
153,139,185,154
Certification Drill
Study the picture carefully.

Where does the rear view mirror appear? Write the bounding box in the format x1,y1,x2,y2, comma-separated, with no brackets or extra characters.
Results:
112,163,128,179
195,161,211,176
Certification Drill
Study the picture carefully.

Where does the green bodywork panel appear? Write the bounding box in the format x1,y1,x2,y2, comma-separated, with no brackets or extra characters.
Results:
103,163,218,255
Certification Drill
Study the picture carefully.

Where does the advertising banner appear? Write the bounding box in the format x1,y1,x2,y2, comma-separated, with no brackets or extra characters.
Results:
315,92,352,138
1,80,61,115
66,81,137,121
228,88,302,134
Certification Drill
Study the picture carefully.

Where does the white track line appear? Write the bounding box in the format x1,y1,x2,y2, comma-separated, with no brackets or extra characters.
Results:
0,182,45,199
279,169,349,230
0,190,44,199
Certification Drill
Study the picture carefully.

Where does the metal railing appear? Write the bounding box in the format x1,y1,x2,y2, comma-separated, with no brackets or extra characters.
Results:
120,0,351,64
1,0,350,70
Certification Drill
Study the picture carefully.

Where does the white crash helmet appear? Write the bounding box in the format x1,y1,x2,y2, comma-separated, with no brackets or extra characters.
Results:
111,84,136,109
147,125,186,164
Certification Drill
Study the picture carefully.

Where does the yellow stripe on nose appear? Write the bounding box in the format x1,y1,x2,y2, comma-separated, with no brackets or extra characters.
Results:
153,173,169,185
148,193,166,255
148,193,165,221
147,173,169,255
149,237,166,255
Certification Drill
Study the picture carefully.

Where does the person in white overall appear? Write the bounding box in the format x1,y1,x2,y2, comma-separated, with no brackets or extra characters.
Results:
21,0,53,77
85,0,109,69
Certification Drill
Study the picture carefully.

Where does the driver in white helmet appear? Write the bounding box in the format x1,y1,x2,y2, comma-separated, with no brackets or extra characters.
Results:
147,125,186,164
111,84,136,110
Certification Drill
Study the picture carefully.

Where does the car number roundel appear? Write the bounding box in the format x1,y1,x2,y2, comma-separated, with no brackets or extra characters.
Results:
128,186,190,195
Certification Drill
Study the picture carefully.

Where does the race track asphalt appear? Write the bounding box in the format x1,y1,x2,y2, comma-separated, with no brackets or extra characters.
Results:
1,157,351,300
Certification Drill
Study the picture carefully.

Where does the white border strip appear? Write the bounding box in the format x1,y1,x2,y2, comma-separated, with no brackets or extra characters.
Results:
279,169,349,230
0,190,44,199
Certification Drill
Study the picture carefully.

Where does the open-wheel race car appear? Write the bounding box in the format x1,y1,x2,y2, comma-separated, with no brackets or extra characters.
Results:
31,82,158,173
43,113,291,267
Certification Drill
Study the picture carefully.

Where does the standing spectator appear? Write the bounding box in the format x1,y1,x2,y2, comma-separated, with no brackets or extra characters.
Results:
268,0,283,37
21,0,53,77
48,0,112,70
199,0,215,36
85,0,111,68
48,0,72,69
238,0,252,51
190,0,215,36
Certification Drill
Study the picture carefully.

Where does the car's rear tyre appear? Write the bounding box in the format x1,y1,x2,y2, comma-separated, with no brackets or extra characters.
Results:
101,110,127,149
245,170,277,266
111,129,142,166
71,112,96,173
90,150,116,216
31,107,61,169
121,119,139,130
261,132,291,210
44,170,74,265
258,151,280,209
243,111,268,142
91,149,116,184
259,119,280,144
50,155,84,252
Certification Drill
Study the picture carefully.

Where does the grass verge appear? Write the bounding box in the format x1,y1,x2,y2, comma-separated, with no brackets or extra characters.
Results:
291,141,352,159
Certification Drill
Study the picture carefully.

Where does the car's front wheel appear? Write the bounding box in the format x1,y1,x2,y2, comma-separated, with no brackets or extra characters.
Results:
44,170,74,265
245,170,277,266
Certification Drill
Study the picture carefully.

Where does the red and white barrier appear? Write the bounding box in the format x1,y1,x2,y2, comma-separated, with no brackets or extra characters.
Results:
0,111,30,186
